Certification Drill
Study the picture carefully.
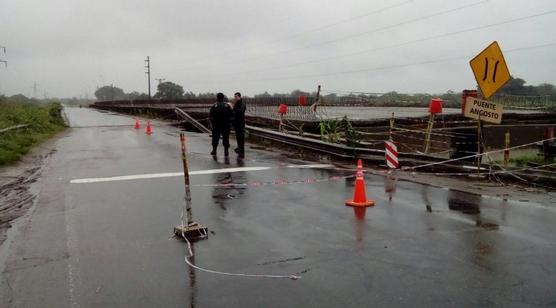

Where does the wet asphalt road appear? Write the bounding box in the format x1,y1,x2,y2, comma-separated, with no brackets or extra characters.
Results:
1,107,556,307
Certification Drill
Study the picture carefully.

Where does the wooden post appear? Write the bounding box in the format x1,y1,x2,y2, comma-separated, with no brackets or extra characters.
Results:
544,127,554,162
476,119,484,172
389,112,395,141
503,130,510,166
174,133,208,240
476,88,484,172
180,133,193,225
423,113,435,153
312,85,321,113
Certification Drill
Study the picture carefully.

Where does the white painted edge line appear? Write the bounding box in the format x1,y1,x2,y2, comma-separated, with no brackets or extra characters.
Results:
462,165,488,170
286,164,333,169
70,164,334,184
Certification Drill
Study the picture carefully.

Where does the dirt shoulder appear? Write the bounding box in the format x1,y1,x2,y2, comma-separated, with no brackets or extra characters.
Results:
0,131,67,246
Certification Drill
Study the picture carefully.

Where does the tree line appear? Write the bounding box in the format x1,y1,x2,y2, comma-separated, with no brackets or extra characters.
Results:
93,77,556,108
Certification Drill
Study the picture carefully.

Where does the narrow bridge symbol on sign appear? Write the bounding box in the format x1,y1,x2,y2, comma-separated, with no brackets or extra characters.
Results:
469,41,511,99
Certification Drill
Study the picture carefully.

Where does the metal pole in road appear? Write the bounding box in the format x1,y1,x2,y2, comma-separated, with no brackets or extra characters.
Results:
174,133,208,240
180,133,193,225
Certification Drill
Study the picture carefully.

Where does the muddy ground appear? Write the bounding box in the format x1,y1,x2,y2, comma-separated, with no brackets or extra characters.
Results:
0,136,61,246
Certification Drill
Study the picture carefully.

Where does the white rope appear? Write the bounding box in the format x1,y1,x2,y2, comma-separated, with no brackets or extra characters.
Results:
392,126,473,138
178,225,300,280
358,162,556,177
410,136,556,170
177,156,302,279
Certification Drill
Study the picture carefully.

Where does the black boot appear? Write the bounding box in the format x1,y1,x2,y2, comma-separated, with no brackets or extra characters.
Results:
210,146,216,156
224,147,229,157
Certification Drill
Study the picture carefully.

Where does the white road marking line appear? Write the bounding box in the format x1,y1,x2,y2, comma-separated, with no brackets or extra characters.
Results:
286,164,332,169
70,164,334,184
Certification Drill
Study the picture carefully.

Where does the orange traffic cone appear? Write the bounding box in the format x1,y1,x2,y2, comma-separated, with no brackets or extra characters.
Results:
145,120,153,135
134,118,141,129
345,159,375,207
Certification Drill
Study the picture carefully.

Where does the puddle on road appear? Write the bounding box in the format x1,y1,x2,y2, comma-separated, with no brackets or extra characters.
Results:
448,190,481,215
211,172,247,211
188,243,198,308
384,171,397,202
475,220,500,230
257,256,305,266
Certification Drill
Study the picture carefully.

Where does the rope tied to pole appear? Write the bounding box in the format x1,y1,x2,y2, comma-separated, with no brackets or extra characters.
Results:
177,133,301,280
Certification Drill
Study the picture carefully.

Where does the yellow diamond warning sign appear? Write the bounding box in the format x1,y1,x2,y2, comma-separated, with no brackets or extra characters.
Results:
469,41,511,99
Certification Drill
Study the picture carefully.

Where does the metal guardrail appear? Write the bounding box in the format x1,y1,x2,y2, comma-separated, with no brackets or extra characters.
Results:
246,125,446,164
174,107,211,134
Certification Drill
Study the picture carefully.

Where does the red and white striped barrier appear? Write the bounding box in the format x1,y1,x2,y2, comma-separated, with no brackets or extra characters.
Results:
385,140,399,169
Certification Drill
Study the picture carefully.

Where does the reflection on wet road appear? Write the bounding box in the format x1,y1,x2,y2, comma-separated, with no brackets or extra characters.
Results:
1,107,555,307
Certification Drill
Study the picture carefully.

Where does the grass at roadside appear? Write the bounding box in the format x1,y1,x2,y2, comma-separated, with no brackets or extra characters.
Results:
489,148,555,168
0,100,67,165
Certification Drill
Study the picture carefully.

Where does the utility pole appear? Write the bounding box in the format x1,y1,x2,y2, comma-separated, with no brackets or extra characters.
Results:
33,82,38,98
0,45,7,68
155,78,165,85
145,56,151,99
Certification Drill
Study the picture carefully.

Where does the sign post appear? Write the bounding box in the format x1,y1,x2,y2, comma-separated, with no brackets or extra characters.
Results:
468,41,511,171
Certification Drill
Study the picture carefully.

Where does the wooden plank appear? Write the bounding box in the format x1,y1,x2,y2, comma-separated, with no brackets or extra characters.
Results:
174,223,208,240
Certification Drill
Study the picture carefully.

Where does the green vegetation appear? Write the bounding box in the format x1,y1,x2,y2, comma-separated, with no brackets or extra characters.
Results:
154,81,184,99
0,97,67,165
508,155,555,167
319,116,361,147
498,78,556,96
94,85,127,100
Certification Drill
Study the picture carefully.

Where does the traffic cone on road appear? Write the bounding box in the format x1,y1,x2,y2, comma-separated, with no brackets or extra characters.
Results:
145,120,153,135
345,159,375,207
134,118,141,129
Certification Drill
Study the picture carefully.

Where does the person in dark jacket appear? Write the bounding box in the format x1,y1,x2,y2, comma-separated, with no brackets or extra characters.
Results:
209,93,233,156
232,92,246,158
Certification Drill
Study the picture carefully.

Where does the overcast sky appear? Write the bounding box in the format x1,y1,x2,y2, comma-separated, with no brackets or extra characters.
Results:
0,0,555,98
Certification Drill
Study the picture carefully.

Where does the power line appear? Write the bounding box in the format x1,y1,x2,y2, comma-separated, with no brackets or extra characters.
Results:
254,42,556,82
179,0,412,64
172,0,488,72
276,0,412,42
226,9,556,76
188,42,556,84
